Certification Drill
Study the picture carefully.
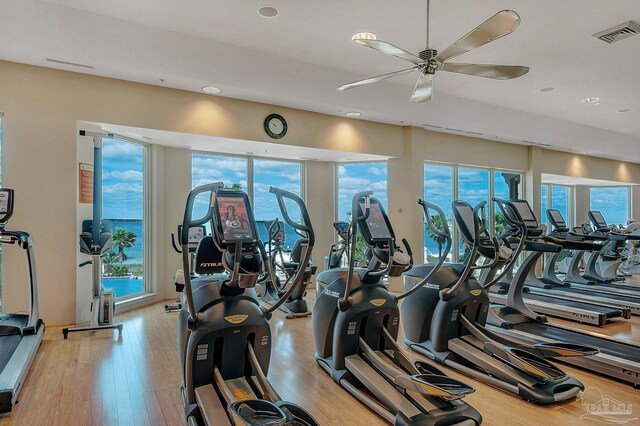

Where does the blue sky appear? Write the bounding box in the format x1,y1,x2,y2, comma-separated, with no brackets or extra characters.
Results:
337,163,388,221
102,139,144,220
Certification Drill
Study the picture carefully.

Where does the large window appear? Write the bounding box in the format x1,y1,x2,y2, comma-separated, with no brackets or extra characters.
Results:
540,184,571,227
423,162,523,262
253,159,302,250
191,154,302,249
337,162,388,222
102,138,148,299
590,187,630,225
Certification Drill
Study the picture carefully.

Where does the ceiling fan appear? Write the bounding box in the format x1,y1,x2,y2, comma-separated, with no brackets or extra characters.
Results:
337,1,530,102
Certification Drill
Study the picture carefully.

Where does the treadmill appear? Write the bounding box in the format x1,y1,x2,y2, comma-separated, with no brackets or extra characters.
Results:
488,209,630,326
487,199,640,388
0,188,45,414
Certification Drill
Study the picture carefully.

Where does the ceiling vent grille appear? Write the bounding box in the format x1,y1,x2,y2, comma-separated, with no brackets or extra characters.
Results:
593,21,640,44
45,58,94,69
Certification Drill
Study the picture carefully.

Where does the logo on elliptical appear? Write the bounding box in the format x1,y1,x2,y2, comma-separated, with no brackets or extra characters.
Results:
572,313,597,321
370,299,386,307
469,290,482,296
224,315,248,324
200,262,222,268
425,283,440,289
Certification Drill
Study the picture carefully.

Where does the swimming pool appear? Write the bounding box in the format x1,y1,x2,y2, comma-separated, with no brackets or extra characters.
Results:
102,277,144,298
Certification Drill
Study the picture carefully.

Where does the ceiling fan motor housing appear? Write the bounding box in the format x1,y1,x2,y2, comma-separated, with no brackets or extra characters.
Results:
419,48,438,61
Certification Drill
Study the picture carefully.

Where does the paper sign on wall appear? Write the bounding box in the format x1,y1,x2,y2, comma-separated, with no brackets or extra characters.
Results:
79,162,93,204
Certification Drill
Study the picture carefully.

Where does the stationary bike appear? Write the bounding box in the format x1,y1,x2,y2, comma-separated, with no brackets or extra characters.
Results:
178,182,318,426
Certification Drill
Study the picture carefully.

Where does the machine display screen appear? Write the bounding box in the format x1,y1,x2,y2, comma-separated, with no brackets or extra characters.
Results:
591,211,607,227
511,201,538,228
217,196,257,242
334,221,349,234
548,209,565,226
188,226,206,244
360,201,392,241
457,206,475,241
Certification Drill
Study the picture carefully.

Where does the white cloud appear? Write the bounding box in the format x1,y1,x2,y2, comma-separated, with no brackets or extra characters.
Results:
104,170,143,181
367,166,387,177
338,165,346,177
103,141,142,159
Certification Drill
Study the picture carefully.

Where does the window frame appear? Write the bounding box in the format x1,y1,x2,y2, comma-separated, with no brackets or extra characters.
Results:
103,134,151,300
540,183,573,227
424,161,525,263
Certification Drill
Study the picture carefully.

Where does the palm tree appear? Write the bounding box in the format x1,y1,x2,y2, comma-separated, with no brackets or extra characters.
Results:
427,214,448,257
112,227,137,262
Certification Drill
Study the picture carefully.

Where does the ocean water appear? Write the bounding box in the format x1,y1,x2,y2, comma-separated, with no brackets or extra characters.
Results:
256,221,301,251
103,277,144,298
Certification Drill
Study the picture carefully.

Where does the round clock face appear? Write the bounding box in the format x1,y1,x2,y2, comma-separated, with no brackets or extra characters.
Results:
264,114,287,139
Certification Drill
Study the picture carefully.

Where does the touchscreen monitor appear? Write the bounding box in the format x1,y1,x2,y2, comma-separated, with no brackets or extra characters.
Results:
217,195,257,242
548,209,565,226
511,201,538,228
359,200,392,242
590,211,607,227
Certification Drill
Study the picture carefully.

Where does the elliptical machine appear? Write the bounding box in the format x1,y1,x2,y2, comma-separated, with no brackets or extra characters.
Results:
166,225,206,312
313,191,481,425
402,199,592,403
178,183,318,426
318,221,350,294
63,131,123,339
257,219,315,318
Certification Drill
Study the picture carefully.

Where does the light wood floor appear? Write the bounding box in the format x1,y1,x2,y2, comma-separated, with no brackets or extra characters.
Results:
2,285,640,426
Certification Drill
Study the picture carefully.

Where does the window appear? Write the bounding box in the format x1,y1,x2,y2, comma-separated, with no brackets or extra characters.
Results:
424,164,454,262
253,159,302,250
191,154,248,229
590,187,630,225
423,162,524,263
337,162,388,222
101,138,147,299
540,184,571,227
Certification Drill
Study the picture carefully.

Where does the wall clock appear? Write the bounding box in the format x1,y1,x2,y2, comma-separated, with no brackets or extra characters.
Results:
264,114,288,139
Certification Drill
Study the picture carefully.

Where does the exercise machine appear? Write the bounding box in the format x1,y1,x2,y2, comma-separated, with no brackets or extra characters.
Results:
319,221,350,294
486,199,640,388
488,209,630,326
402,199,590,403
0,188,44,415
588,210,640,281
314,192,481,425
178,183,319,425
63,131,123,339
166,225,206,312
257,218,315,318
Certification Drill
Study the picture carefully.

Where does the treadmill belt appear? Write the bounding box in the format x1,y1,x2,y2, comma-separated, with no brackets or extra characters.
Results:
515,323,640,362
0,336,21,368
523,292,614,313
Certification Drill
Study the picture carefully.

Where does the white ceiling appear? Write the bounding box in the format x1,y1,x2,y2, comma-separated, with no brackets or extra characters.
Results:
95,122,390,162
2,0,640,162
542,173,638,187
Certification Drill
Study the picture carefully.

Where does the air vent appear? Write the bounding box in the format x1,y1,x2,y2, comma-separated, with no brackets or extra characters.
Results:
444,127,464,132
593,21,640,44
46,58,94,69
522,140,552,147
465,131,484,136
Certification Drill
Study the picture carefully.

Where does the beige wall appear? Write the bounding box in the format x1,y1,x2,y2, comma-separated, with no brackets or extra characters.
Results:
1,59,639,325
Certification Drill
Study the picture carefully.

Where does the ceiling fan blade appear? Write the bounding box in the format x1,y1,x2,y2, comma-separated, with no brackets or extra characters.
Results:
410,72,433,103
337,67,418,91
435,10,521,63
354,38,423,65
441,63,529,79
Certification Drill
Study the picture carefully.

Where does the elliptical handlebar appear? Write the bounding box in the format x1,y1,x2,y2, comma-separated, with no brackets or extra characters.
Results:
397,200,452,301
181,182,224,324
269,186,315,247
264,188,315,317
340,190,373,311
441,200,486,300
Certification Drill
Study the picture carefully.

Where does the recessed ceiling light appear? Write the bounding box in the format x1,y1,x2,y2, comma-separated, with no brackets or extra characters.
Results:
258,6,279,18
539,87,554,92
352,32,377,44
202,86,221,94
581,97,600,105
616,108,631,113
345,111,361,117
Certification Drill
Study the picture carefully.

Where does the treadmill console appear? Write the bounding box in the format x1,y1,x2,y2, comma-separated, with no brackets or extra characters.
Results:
547,209,567,229
213,190,259,245
588,210,608,231
358,197,394,245
0,188,15,225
